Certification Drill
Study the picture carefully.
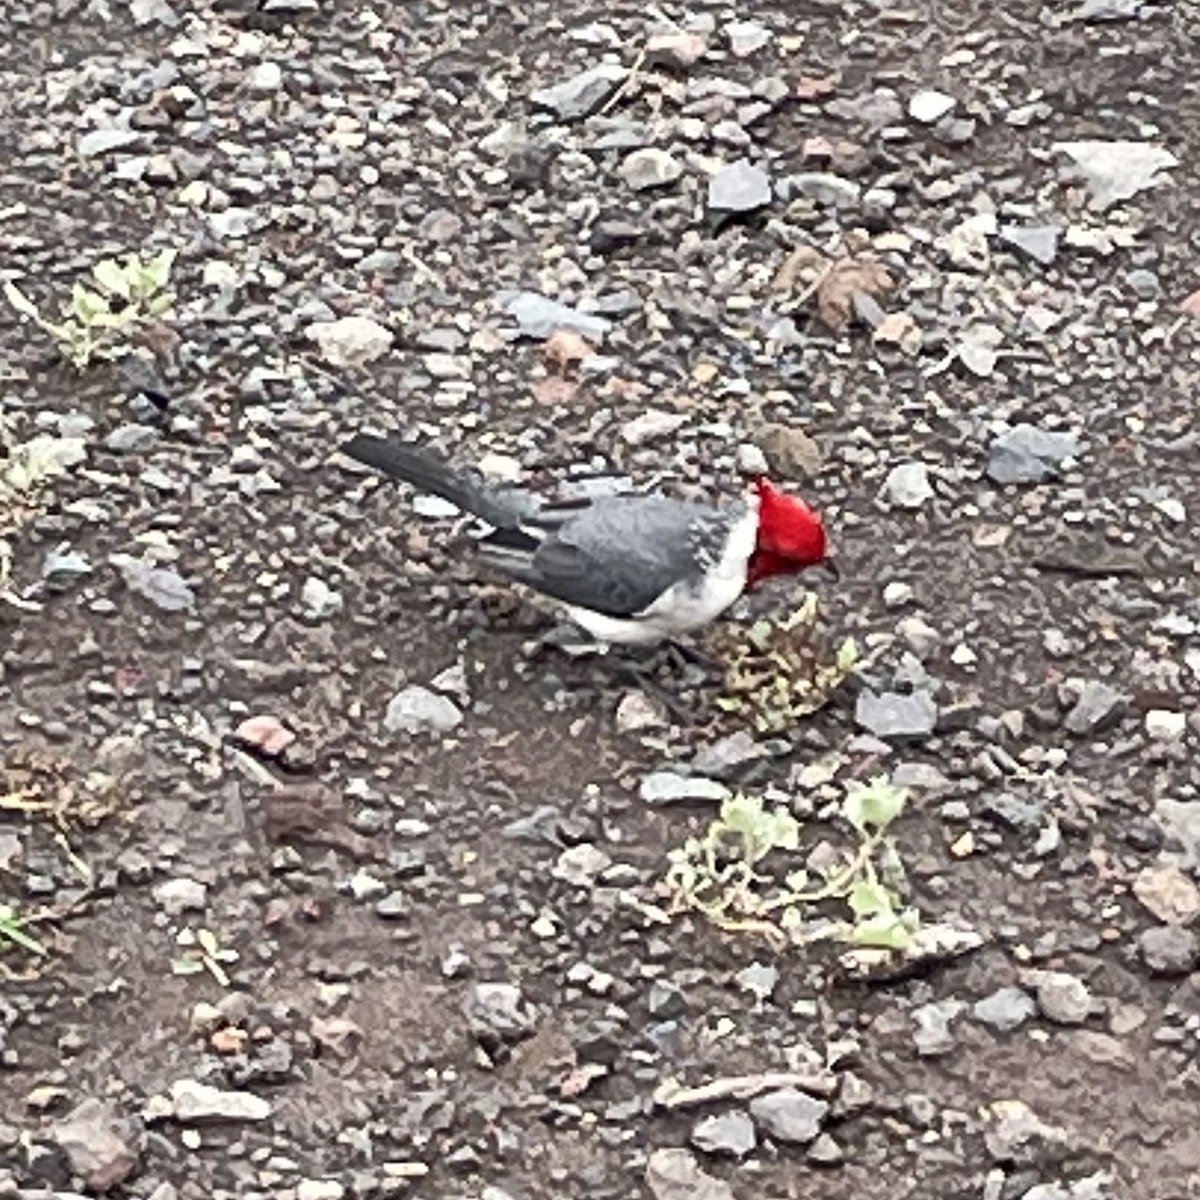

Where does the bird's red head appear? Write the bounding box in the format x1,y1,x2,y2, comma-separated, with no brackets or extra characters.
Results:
746,476,832,586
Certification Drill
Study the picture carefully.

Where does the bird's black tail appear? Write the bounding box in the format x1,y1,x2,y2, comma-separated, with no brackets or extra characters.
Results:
340,433,538,530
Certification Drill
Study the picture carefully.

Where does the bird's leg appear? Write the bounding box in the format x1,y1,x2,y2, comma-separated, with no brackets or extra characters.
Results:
602,653,705,723
659,639,726,680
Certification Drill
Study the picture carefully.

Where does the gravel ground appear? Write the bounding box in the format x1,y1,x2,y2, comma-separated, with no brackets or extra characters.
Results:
2,1,1199,1198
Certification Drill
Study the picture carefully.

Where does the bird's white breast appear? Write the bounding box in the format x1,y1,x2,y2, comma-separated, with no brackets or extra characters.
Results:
562,502,759,646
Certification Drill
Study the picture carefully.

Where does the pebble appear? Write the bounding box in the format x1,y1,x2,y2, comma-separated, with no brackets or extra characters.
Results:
725,20,772,56
1053,139,1178,211
1063,681,1127,736
500,290,612,340
707,159,772,214
530,63,627,120
882,462,934,509
305,314,393,368
49,1098,139,1191
998,224,1062,265
152,877,208,916
620,148,683,190
748,1088,829,1144
1145,709,1186,742
639,771,730,806
551,843,612,887
1137,926,1200,977
973,986,1037,1033
908,89,956,123
645,1147,734,1200
784,172,862,208
1132,864,1200,924
384,686,463,735
690,1110,757,1158
911,999,962,1055
855,689,939,739
1033,972,1093,1025
168,1080,271,1122
987,423,1081,485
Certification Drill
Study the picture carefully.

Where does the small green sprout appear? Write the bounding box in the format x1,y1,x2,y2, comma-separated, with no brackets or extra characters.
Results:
661,777,918,950
0,904,47,956
3,248,177,369
172,927,238,987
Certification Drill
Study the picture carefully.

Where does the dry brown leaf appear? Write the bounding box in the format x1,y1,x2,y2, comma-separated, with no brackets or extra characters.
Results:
530,376,579,405
816,256,895,331
541,328,592,373
771,245,829,294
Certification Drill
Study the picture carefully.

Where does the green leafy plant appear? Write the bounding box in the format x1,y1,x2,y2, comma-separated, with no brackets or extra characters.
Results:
3,248,177,369
661,777,917,949
0,415,89,595
172,927,238,987
715,596,859,733
0,904,47,956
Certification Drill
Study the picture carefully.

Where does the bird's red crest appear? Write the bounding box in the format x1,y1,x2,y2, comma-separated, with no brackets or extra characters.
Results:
749,476,828,579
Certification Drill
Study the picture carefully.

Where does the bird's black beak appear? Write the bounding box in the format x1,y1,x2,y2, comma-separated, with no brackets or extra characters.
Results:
820,557,840,582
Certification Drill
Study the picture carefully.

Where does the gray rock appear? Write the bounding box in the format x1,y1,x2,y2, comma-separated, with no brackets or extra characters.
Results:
749,1088,828,1144
499,290,612,341
530,63,626,121
1137,925,1200,977
109,554,196,613
783,172,862,208
882,462,934,509
551,843,612,886
152,877,208,916
984,1099,1068,1164
1053,139,1178,211
168,1080,271,1122
827,88,903,128
1034,971,1092,1025
973,986,1036,1032
78,128,142,157
998,224,1062,265
911,999,962,1055
50,1099,140,1191
707,159,772,214
639,771,730,806
645,1148,734,1200
1063,680,1127,736
908,89,956,123
733,961,778,1005
807,1132,844,1164
384,686,463,735
305,314,393,368
374,891,410,921
464,982,537,1040
725,20,772,56
691,730,769,778
1126,267,1160,299
691,1109,757,1158
1154,798,1200,870
104,424,159,453
620,148,683,190
855,689,938,739
1069,0,1141,18
987,423,1081,485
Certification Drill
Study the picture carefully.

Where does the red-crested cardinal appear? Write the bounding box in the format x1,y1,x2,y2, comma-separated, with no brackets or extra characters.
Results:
342,432,836,647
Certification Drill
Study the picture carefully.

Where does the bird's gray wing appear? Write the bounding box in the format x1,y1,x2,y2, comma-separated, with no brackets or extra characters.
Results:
479,495,738,618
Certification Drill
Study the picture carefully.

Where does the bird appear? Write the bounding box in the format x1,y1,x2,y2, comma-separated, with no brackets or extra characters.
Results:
341,432,836,653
